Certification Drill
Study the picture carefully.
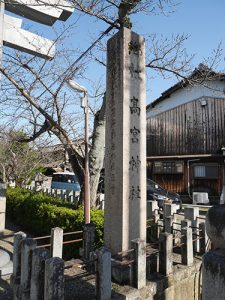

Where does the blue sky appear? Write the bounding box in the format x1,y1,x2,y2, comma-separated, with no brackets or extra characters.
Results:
132,0,225,103
5,0,225,105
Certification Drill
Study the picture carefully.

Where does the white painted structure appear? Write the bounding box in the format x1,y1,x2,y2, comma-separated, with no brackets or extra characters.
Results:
5,0,74,25
147,79,225,118
3,14,55,59
0,0,74,60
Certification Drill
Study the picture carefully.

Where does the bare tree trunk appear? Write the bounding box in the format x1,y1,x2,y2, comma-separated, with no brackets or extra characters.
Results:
0,163,6,183
89,95,106,207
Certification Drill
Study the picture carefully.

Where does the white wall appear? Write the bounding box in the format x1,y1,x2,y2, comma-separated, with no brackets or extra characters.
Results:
147,80,225,118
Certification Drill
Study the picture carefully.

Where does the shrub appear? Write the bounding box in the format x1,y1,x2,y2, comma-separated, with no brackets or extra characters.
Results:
6,187,104,249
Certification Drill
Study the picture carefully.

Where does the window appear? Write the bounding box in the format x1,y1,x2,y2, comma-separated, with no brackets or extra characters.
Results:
193,165,218,179
153,161,184,174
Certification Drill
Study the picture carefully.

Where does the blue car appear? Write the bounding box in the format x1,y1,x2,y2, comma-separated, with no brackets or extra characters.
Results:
51,172,80,191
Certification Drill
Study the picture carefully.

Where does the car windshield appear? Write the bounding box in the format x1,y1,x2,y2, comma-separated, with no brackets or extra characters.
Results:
147,179,166,194
52,174,78,184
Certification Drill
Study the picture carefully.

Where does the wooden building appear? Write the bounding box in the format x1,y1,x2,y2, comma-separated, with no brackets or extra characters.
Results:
146,65,225,203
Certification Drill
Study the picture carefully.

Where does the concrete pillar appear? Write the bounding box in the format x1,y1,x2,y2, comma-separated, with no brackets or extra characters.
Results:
44,257,64,300
65,190,70,201
184,207,199,223
164,216,173,234
104,27,146,255
131,238,146,289
20,238,37,300
83,223,95,261
11,232,27,300
0,183,6,232
60,190,65,201
154,210,160,223
96,247,111,300
199,222,208,254
164,204,172,218
51,227,63,258
157,219,164,239
147,200,158,219
30,248,50,300
193,217,200,253
181,220,193,266
159,233,173,276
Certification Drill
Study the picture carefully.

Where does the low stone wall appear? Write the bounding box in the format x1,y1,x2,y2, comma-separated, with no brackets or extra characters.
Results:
112,259,201,300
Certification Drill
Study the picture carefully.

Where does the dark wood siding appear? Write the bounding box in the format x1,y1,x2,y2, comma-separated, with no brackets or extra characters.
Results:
147,97,225,156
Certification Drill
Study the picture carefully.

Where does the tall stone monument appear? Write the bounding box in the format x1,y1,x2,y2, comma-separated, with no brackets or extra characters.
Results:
105,27,146,255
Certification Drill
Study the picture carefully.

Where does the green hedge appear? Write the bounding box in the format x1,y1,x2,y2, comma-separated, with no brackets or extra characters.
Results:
6,187,104,248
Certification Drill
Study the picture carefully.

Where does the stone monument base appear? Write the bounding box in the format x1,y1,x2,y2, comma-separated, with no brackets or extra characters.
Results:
111,252,135,285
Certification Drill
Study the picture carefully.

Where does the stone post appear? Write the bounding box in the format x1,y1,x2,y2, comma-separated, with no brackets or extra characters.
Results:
104,27,146,255
66,190,70,201
0,183,6,232
96,247,111,300
181,219,193,266
20,238,37,300
60,190,65,201
147,200,158,219
51,227,63,258
131,238,146,289
199,222,208,254
164,216,173,234
44,257,64,300
157,219,164,239
184,207,199,253
184,207,199,224
164,204,172,218
30,248,50,300
193,217,200,253
11,232,27,300
83,223,95,261
159,233,173,276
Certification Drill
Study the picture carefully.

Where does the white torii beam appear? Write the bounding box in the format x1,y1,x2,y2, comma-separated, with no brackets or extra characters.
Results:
5,0,74,25
3,14,55,59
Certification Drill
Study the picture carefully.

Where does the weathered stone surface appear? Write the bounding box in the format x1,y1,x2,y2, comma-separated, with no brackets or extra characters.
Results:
205,204,225,249
96,247,111,300
83,223,95,261
44,257,64,300
30,248,50,300
131,239,146,289
202,249,225,300
13,232,27,279
105,27,146,255
159,233,173,276
20,238,37,300
51,227,63,258
181,220,193,266
147,201,158,219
